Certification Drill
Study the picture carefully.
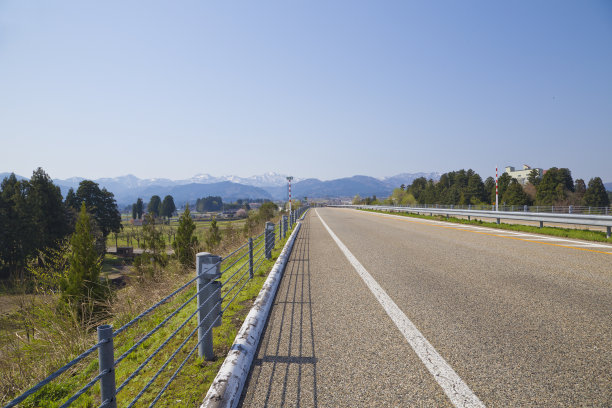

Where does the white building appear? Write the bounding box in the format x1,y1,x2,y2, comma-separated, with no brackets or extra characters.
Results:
504,164,542,185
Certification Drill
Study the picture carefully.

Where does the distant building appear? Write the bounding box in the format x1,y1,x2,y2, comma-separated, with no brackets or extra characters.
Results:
504,164,542,185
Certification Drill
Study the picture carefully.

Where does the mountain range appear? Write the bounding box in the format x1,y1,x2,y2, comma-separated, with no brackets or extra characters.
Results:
0,171,441,206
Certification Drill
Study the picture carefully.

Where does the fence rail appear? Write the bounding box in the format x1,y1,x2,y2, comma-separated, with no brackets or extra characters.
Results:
333,205,612,238
4,206,309,408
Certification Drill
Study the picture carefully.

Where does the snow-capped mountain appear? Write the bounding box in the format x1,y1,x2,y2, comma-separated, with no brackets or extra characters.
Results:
2,171,441,205
183,172,300,187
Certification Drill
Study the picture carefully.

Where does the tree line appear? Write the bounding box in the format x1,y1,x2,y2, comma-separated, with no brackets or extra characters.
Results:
355,167,610,208
130,195,176,220
0,168,122,280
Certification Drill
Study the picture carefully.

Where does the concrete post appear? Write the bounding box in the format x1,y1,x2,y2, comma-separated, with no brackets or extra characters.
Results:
279,218,283,242
196,252,222,360
607,226,611,239
98,325,117,408
283,215,288,238
265,222,275,259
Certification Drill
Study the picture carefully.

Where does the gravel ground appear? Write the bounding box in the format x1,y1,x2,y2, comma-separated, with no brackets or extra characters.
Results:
240,208,611,407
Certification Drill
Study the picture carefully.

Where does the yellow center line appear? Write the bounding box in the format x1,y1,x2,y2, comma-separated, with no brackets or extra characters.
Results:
356,210,612,256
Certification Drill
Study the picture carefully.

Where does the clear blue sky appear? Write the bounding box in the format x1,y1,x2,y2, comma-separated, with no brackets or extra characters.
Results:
1,1,611,182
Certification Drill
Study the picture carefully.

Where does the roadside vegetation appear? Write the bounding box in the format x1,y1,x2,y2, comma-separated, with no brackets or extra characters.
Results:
0,168,302,406
354,167,610,210
361,208,612,243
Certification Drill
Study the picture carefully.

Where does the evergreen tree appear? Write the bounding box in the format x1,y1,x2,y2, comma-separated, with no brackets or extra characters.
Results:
465,173,486,204
136,214,167,275
64,188,79,209
160,195,176,219
419,180,438,204
135,198,144,219
502,179,531,206
408,177,427,202
583,177,610,207
173,205,198,267
0,174,32,277
496,173,512,204
70,180,122,241
147,195,162,217
536,168,574,205
28,168,70,251
60,203,105,318
527,169,541,186
573,179,586,205
483,177,495,204
205,217,222,251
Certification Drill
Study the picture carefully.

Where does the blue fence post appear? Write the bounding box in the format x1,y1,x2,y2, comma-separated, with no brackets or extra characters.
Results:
196,252,222,360
249,238,254,279
98,325,117,408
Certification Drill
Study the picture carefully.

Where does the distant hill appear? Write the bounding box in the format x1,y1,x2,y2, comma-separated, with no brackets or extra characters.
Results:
138,182,272,205
54,180,272,206
0,172,28,182
383,172,440,188
286,176,393,200
1,171,442,204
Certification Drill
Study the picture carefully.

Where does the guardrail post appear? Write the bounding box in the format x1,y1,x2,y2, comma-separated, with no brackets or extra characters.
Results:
265,222,274,259
98,325,117,408
569,205,573,214
249,238,254,278
539,221,543,228
196,252,222,360
607,226,611,239
524,205,528,212
282,215,288,238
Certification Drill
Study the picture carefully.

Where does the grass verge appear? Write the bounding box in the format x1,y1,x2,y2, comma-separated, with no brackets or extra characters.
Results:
2,223,297,407
360,209,612,243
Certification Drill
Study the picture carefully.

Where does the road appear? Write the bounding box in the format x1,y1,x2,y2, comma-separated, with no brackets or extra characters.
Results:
239,208,612,407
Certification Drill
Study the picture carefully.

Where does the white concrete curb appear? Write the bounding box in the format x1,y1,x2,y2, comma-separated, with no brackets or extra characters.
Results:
200,220,303,408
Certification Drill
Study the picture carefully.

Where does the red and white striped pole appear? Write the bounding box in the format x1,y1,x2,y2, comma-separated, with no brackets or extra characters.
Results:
495,166,499,211
286,176,293,213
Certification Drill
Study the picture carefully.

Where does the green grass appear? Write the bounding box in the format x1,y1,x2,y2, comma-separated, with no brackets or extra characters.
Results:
13,225,296,407
361,208,612,243
106,218,246,250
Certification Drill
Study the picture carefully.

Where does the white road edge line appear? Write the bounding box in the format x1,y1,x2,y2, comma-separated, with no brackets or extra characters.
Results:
315,209,485,408
368,210,612,249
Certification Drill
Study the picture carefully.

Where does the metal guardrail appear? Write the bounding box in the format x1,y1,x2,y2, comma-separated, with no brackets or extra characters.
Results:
334,205,612,238
4,206,309,408
348,203,611,215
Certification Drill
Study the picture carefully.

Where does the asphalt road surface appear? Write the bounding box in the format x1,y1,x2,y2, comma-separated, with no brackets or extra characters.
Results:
240,207,612,407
